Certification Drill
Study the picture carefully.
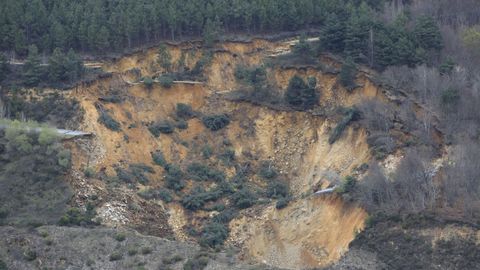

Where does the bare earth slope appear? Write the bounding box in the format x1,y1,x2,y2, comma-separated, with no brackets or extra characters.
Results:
0,37,452,270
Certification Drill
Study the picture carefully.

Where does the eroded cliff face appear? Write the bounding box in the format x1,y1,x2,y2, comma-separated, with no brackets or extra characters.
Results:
64,37,438,269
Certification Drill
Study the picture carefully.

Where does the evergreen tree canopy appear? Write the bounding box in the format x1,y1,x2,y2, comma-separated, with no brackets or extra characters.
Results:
320,13,347,53
0,0,444,73
48,48,67,82
23,45,43,86
0,53,8,82
414,16,443,51
339,57,357,91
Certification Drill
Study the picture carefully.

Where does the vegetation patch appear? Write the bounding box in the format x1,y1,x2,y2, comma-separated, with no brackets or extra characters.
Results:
58,206,97,226
115,163,154,185
285,75,318,110
183,252,210,270
339,58,358,91
138,188,173,203
109,251,123,261
3,92,82,129
176,103,195,119
181,186,222,211
187,163,225,182
199,222,229,248
202,114,230,131
328,107,360,144
158,75,174,88
164,165,186,191
148,121,175,137
96,103,121,131
152,150,168,168
0,123,73,226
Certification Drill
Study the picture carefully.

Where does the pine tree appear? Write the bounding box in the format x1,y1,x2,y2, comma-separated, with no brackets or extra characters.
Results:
157,43,172,72
0,53,9,82
23,45,43,86
96,26,110,52
203,16,223,48
344,14,364,61
319,13,346,53
339,57,357,91
393,33,417,66
65,48,84,82
48,48,67,81
414,16,443,51
51,21,67,50
373,26,397,69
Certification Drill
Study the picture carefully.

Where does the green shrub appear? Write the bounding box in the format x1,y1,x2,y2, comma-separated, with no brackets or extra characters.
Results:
183,255,209,270
138,188,173,203
181,186,222,211
176,103,194,119
99,93,124,104
231,188,256,209
258,162,278,179
201,145,213,159
114,233,126,242
143,76,154,89
148,121,175,137
141,246,152,254
216,181,235,194
127,247,138,256
187,163,225,182
234,65,267,89
84,167,96,178
152,151,168,168
109,251,123,261
336,176,357,194
266,180,289,199
199,222,229,248
98,110,121,131
212,209,237,224
159,75,174,88
439,59,455,75
163,254,184,265
115,164,154,185
209,203,226,212
57,149,71,168
58,207,96,226
176,119,188,129
276,197,289,209
202,114,230,131
164,165,185,191
190,52,212,77
219,149,235,165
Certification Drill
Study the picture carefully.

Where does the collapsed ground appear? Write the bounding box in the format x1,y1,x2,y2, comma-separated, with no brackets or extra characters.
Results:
0,36,478,270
